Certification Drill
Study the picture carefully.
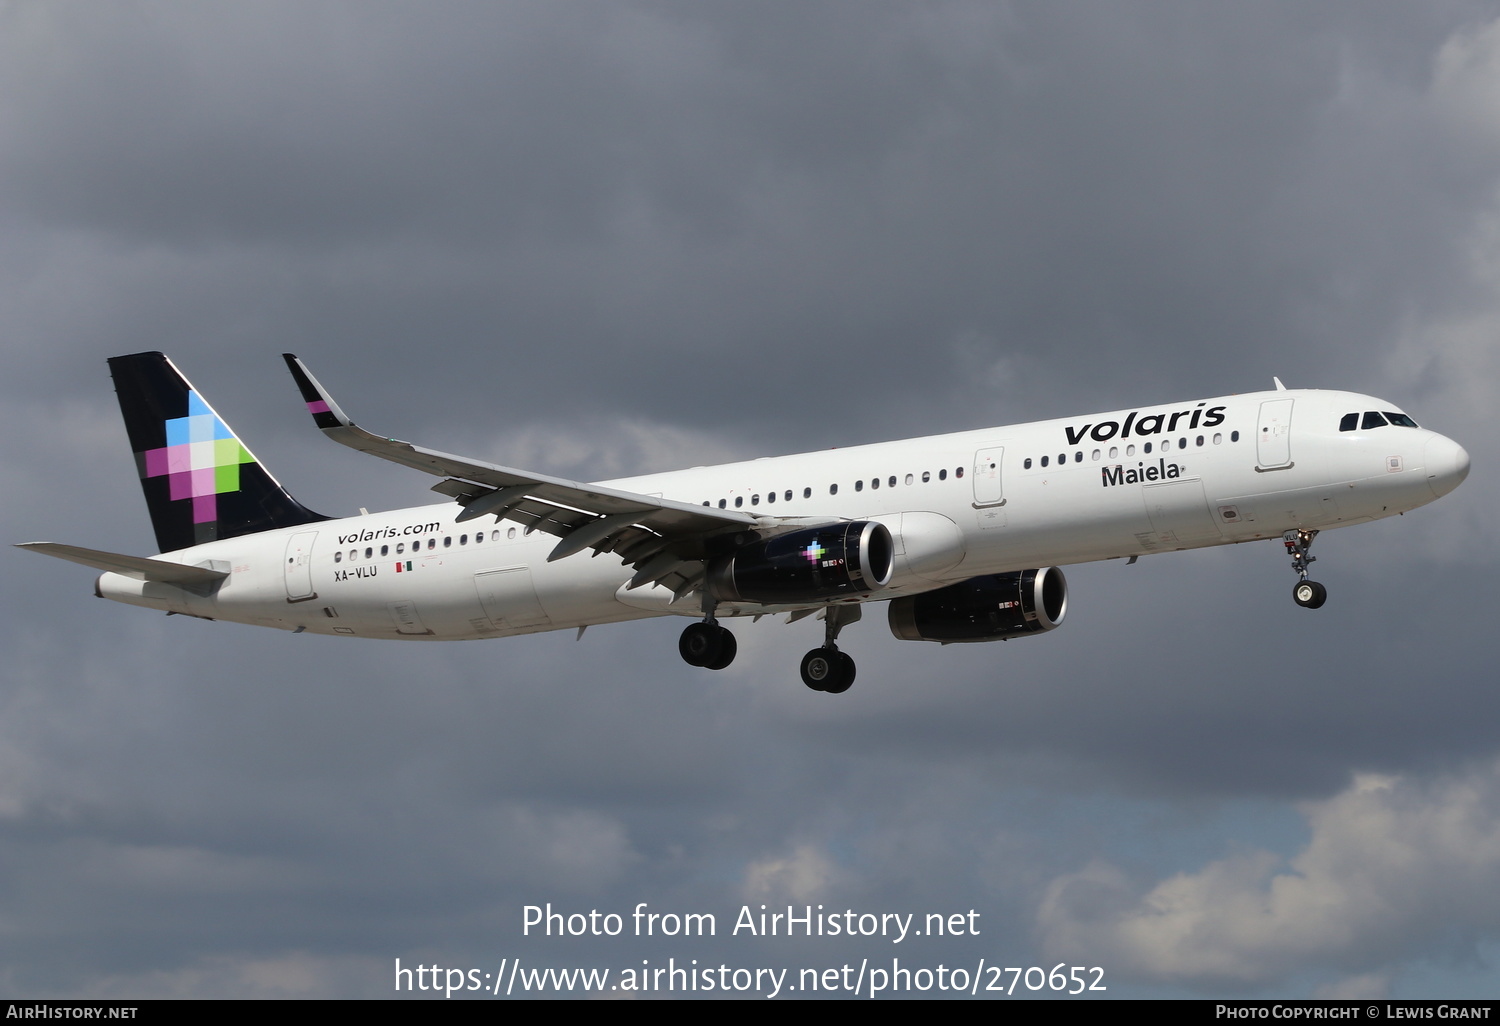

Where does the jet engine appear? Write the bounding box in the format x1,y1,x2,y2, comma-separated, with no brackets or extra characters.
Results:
707,521,894,604
887,567,1068,643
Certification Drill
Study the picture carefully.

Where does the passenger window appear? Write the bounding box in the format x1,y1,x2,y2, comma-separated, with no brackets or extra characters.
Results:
905,474,913,486
1231,431,1240,442
1058,453,1066,465
735,496,743,507
786,490,793,501
802,488,810,499
855,480,864,492
348,549,356,561
1178,438,1187,449
443,537,451,547
1109,447,1119,459
1041,456,1049,467
506,528,516,540
955,467,964,478
334,551,342,563
1126,445,1135,456
939,469,947,480
1144,442,1152,454
460,535,467,545
381,545,389,555
1092,450,1100,461
718,499,726,508
1339,413,1358,432
871,478,879,490
1196,436,1203,446
1075,451,1082,462
1213,433,1222,444
1362,411,1387,430
829,483,838,495
1024,458,1032,469
766,491,774,504
921,471,930,483
889,476,897,488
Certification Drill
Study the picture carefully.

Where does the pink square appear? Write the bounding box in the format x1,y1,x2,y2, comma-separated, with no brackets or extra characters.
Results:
166,445,192,474
169,471,193,500
192,494,217,524
190,468,215,497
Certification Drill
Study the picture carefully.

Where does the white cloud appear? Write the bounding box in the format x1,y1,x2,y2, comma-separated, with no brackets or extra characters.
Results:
1038,767,1500,990
1431,16,1500,156
741,843,841,903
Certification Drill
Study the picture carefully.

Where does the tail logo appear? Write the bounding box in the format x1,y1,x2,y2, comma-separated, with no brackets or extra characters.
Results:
138,390,255,526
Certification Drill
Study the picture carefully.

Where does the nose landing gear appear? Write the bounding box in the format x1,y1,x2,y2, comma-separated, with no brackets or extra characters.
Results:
1284,529,1327,609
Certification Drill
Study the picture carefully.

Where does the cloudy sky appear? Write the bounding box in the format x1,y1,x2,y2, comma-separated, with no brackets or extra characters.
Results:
3,0,1497,999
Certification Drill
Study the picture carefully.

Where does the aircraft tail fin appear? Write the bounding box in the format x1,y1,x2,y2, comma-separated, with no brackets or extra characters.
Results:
108,352,329,553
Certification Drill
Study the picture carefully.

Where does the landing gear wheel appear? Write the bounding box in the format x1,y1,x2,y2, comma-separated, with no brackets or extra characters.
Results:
823,652,856,694
680,621,727,667
801,648,855,694
703,629,737,670
1293,580,1327,609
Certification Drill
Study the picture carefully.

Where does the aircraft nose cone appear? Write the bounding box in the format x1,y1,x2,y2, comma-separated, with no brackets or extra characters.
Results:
1425,434,1471,498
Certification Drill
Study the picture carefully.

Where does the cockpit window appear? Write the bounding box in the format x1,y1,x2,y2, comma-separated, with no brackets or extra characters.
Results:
1339,413,1358,432
1384,411,1419,428
1361,411,1388,430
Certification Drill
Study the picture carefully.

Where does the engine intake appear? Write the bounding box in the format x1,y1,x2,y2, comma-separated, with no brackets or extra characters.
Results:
708,522,894,604
888,567,1068,643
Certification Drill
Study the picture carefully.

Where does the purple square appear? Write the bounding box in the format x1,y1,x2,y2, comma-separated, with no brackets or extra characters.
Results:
144,448,169,478
192,494,217,524
168,471,193,500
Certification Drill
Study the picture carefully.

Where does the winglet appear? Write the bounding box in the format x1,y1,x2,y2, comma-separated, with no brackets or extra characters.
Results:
283,353,358,431
1273,376,1287,391
282,354,398,456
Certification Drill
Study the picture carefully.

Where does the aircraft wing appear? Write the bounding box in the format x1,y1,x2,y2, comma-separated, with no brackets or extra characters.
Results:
17,542,229,585
284,354,780,594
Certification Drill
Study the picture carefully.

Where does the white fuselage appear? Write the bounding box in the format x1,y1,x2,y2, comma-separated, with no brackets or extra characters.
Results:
95,388,1469,640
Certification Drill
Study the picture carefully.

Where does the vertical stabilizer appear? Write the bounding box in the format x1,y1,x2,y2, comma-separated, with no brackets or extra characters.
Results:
108,352,329,553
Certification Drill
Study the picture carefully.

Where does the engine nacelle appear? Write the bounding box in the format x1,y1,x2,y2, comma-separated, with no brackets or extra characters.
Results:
708,522,894,604
887,567,1068,643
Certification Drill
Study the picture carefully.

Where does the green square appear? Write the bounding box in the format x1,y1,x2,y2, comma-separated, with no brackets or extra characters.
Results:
215,462,241,493
213,438,252,467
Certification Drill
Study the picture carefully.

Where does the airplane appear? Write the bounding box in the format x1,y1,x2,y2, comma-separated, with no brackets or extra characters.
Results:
18,353,1470,694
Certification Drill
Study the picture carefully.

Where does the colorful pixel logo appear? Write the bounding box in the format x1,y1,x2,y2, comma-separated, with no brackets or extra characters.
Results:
139,391,254,524
802,538,826,564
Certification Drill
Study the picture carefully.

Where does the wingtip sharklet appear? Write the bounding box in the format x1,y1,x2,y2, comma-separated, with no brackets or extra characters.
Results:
282,354,356,431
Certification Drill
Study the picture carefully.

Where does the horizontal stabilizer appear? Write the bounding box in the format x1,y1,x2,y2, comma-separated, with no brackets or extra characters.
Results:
16,542,230,585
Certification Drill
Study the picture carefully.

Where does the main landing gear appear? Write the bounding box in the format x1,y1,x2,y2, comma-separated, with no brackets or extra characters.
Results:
679,594,737,671
800,605,861,695
677,600,863,695
679,619,737,670
1283,529,1327,609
